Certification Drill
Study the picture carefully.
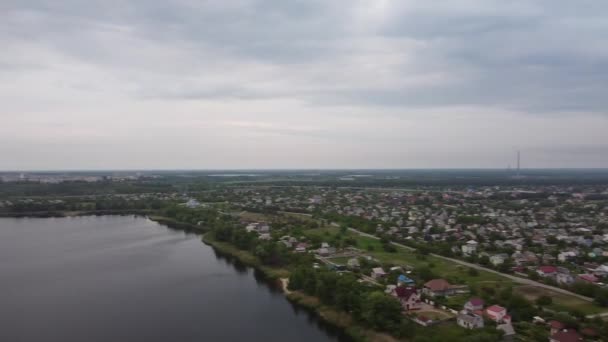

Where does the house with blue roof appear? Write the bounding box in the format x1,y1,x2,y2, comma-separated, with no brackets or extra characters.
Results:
398,274,415,285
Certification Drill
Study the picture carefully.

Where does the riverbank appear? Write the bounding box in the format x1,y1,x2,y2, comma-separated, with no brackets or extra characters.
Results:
0,209,154,218
201,232,289,279
0,211,207,233
202,232,399,342
147,215,205,233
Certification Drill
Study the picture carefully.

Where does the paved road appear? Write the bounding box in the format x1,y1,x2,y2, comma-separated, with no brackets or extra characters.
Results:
346,227,594,304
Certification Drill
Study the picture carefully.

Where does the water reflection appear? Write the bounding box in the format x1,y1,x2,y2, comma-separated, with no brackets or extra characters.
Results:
0,216,352,342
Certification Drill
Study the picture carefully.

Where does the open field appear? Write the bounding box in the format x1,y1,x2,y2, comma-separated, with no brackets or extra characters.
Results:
238,211,274,222
515,285,605,315
304,226,510,286
303,226,608,316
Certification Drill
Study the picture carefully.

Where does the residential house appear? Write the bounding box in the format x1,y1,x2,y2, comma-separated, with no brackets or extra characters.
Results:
457,312,484,329
423,279,460,297
497,323,516,341
371,267,387,279
558,251,577,263
486,305,507,322
393,286,422,311
537,266,558,278
578,274,598,284
550,330,583,342
294,243,307,253
464,298,485,312
397,274,415,286
593,264,608,277
556,272,574,285
490,254,508,266
549,321,565,335
347,258,360,270
462,240,478,256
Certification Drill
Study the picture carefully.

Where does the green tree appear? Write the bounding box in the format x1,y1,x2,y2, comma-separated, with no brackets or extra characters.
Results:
361,292,402,331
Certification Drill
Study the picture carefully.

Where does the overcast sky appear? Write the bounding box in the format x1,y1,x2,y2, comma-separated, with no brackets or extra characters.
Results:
2,1,607,170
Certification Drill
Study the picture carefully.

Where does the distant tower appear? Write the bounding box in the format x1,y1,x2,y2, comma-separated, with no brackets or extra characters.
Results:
516,150,521,177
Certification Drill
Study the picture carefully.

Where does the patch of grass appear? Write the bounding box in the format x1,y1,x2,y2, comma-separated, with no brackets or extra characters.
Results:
302,223,608,316
238,211,273,222
303,226,342,238
349,234,509,287
515,285,608,315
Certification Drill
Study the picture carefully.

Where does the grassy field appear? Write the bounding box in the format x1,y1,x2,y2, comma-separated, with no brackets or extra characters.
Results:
238,211,274,222
515,285,605,315
303,227,608,316
304,226,510,287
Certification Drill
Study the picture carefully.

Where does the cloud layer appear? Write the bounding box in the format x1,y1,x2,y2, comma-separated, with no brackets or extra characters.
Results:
2,1,607,169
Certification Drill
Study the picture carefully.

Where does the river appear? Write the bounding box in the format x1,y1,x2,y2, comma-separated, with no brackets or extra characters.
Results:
0,216,348,342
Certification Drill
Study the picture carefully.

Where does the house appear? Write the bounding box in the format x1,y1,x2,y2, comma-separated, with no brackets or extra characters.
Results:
280,236,297,248
497,323,516,341
423,279,459,297
490,254,508,266
347,258,360,270
184,198,200,208
457,312,484,329
464,298,485,312
556,272,574,285
393,286,422,311
294,243,307,253
485,305,507,322
593,264,608,277
317,247,330,256
397,274,415,285
537,266,557,278
258,233,272,241
385,284,397,294
549,321,565,335
558,251,577,262
550,330,583,342
371,267,387,279
462,240,478,256
578,274,598,283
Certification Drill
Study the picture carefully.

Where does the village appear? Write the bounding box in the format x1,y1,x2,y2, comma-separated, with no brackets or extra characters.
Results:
240,210,606,341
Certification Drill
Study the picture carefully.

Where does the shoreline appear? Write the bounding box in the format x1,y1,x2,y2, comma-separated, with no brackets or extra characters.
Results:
0,211,206,233
202,232,400,342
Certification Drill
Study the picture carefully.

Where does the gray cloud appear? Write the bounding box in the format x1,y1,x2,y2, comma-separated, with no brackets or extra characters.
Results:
1,0,608,169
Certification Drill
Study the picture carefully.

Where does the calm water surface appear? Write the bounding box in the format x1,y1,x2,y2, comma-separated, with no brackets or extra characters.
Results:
0,216,347,342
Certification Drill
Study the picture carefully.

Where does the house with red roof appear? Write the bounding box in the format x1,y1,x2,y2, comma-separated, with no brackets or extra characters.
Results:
537,266,558,278
578,274,599,283
549,321,565,335
485,305,507,322
392,286,422,311
423,279,465,297
464,298,484,311
549,329,583,342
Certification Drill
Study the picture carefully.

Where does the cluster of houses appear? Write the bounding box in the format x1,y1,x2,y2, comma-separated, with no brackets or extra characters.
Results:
457,298,515,339
536,265,604,286
230,186,608,293
547,320,600,342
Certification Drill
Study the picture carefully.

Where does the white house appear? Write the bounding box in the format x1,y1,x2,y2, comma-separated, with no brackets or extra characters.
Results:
462,240,478,256
490,254,508,266
457,312,484,329
371,267,387,279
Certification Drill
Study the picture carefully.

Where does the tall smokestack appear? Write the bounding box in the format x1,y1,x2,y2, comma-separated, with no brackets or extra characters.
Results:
517,150,521,176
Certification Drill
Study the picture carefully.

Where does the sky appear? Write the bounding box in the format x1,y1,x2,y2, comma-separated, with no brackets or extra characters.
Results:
2,0,608,170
